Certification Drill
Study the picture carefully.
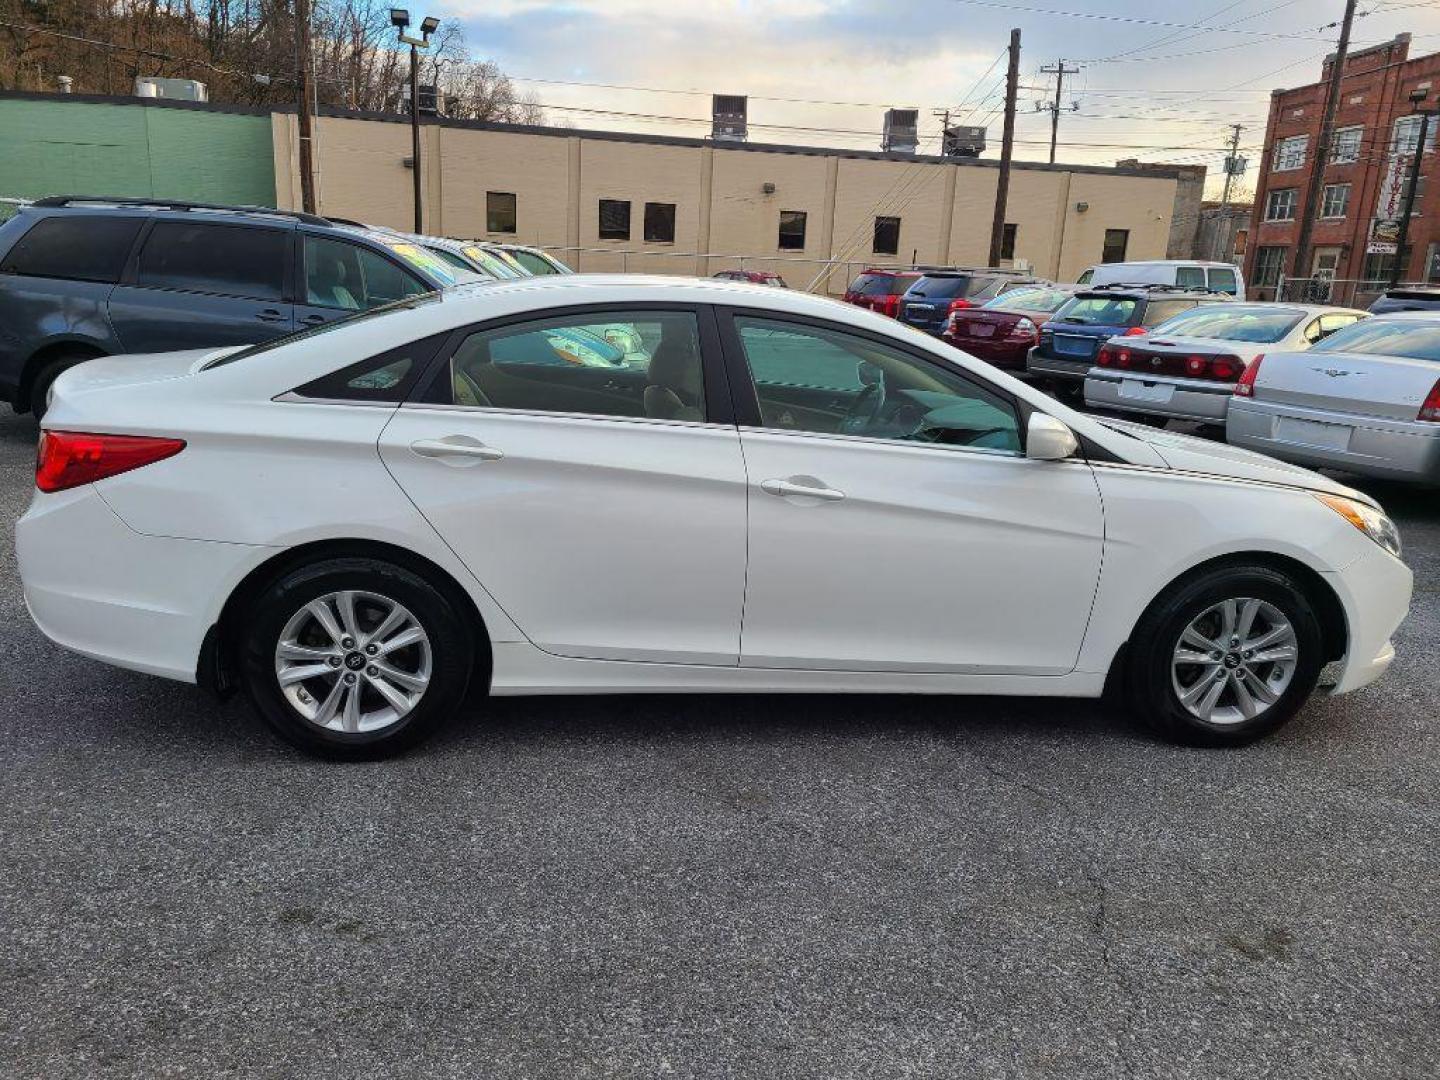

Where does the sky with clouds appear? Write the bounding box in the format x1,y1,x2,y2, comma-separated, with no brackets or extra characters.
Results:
433,0,1440,201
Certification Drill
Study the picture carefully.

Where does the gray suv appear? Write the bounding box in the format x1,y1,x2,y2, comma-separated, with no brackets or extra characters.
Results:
0,197,473,416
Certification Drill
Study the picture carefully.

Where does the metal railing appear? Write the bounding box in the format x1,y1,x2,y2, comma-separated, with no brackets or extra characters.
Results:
1267,275,1411,307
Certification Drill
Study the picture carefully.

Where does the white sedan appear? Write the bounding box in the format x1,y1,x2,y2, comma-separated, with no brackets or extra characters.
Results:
17,276,1412,757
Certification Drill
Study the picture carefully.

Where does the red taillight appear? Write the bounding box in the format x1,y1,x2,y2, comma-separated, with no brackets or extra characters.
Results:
1209,355,1244,382
1097,346,1133,369
1121,326,1147,337
881,293,900,317
36,431,185,493
947,298,974,313
1419,378,1440,422
1234,355,1264,398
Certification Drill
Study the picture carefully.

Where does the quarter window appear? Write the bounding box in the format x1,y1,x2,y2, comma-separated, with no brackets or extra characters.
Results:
1265,189,1297,221
293,333,451,401
0,215,141,283
446,310,704,421
778,210,807,250
734,316,1021,453
873,216,901,256
135,221,286,300
486,192,517,234
598,199,631,241
1273,135,1308,171
303,235,430,311
644,201,677,244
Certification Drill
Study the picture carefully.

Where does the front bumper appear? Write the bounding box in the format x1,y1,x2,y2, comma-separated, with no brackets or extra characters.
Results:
1227,399,1440,483
17,485,270,682
1026,349,1092,381
1085,370,1232,423
1325,543,1412,695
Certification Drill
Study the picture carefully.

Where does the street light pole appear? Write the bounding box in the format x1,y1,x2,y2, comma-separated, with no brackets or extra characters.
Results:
390,9,439,234
1393,97,1434,288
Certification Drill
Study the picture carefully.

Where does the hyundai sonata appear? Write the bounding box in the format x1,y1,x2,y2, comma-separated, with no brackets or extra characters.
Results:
16,276,1412,757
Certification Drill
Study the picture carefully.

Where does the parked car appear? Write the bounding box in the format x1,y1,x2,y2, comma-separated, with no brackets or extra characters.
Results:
1226,312,1440,483
1367,286,1440,314
18,275,1410,758
1077,260,1244,297
897,270,1033,335
1027,285,1233,392
0,196,477,417
498,244,572,275
1085,303,1367,426
842,268,923,317
940,285,1076,370
713,269,788,287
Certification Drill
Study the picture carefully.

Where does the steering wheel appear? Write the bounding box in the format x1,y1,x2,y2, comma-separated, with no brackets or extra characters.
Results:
838,363,887,434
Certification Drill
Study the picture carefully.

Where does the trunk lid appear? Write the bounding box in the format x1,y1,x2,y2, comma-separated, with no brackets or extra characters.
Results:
1250,348,1440,421
50,347,238,402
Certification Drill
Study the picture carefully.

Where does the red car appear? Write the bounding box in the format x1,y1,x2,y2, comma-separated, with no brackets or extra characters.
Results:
842,268,923,318
940,285,1076,369
713,269,788,287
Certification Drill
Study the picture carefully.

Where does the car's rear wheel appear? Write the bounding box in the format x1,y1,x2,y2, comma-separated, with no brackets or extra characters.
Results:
240,557,475,758
1126,565,1325,747
29,352,97,419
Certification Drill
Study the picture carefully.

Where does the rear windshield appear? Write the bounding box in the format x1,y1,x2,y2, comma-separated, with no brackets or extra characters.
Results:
984,287,1072,314
850,273,906,296
1051,295,1138,326
905,274,999,300
1310,319,1440,362
1148,305,1303,343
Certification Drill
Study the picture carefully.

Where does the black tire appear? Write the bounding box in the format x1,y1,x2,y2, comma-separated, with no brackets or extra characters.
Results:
239,557,476,759
1125,564,1325,747
29,353,95,419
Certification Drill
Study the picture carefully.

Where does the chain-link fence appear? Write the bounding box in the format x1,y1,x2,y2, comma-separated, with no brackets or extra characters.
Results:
1269,276,1407,308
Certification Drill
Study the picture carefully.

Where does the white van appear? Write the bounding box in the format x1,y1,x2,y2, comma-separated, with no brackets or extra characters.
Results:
1076,260,1244,297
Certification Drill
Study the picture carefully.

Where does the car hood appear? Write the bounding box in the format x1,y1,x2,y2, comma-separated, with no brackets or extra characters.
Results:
1094,417,1370,502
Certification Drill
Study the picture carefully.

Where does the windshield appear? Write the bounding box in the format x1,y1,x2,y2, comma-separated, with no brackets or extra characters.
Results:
461,245,523,278
204,293,443,368
1052,296,1138,326
426,245,481,274
984,287,1072,314
1148,305,1303,343
381,241,482,287
508,249,560,275
1311,319,1440,362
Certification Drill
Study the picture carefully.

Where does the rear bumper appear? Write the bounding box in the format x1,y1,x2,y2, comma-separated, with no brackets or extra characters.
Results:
1325,544,1412,695
944,335,1029,368
1026,350,1091,381
1227,399,1440,483
16,485,270,682
1085,370,1231,422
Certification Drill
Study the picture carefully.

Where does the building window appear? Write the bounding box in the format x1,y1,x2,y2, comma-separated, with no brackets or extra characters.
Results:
778,210,807,250
1000,223,1018,261
872,216,900,256
1265,188,1298,221
1320,183,1351,219
1101,228,1129,264
1273,134,1308,172
1362,250,1399,283
486,192,517,234
644,202,676,244
1253,245,1287,287
598,199,631,241
1400,173,1427,204
1330,126,1363,164
1392,114,1437,156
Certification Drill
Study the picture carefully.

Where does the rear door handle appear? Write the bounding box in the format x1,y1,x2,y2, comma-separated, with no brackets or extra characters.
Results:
760,478,845,501
256,308,288,323
410,437,505,462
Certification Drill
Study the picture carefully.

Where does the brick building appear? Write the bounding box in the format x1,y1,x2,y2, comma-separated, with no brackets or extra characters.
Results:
1247,32,1440,300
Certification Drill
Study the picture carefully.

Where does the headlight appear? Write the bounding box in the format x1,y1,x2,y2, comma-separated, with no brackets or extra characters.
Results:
1315,494,1402,558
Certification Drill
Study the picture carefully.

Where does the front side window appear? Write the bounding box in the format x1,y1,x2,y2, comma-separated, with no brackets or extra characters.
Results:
1273,134,1308,171
304,235,430,311
873,216,900,256
1311,318,1440,362
446,311,702,421
1101,229,1129,263
136,221,286,300
486,192,517,234
1331,125,1363,164
778,210,807,250
1321,183,1351,219
644,202,677,244
0,215,142,283
735,316,1021,453
1207,267,1238,294
1265,189,1297,221
1254,245,1288,287
599,199,631,241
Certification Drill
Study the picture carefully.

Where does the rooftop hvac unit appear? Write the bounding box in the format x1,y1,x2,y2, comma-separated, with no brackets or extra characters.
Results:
134,77,208,102
943,125,987,158
712,95,748,142
883,108,919,154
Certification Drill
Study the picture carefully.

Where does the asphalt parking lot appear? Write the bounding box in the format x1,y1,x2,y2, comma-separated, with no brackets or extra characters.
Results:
0,407,1436,1080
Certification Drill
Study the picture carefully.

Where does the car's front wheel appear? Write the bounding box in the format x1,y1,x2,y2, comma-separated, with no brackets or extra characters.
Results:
240,557,476,758
1126,564,1325,747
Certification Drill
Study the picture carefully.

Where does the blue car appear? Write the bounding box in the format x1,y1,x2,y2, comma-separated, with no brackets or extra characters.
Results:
0,196,478,417
1025,285,1231,392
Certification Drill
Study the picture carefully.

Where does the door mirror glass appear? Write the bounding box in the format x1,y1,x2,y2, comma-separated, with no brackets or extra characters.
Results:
1026,413,1079,461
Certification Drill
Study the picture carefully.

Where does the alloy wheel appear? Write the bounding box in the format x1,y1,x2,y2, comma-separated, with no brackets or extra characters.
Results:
1170,597,1298,726
274,590,432,734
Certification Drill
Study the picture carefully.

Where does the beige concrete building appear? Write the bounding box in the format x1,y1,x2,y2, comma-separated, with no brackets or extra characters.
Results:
273,108,1193,293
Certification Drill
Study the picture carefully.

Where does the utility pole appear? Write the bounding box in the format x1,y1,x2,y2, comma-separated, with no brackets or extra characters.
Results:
1291,0,1357,291
932,108,950,155
989,28,1022,267
1392,98,1434,286
1211,123,1244,261
1039,58,1081,165
294,0,317,214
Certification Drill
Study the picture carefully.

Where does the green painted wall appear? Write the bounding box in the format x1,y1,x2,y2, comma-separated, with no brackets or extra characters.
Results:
0,98,275,206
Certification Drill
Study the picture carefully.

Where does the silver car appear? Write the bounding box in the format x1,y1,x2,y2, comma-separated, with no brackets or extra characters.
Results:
1085,303,1367,425
1226,312,1440,483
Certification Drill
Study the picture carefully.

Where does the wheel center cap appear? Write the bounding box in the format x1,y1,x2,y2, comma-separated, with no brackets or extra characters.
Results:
344,651,366,671
1223,652,1242,669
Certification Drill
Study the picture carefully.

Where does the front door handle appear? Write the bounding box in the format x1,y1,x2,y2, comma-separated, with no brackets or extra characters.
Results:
410,437,505,462
760,478,845,502
299,314,328,325
256,308,288,323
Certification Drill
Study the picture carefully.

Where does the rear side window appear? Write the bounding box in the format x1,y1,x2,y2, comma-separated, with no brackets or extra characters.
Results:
136,222,285,300
1,215,142,283
293,332,451,402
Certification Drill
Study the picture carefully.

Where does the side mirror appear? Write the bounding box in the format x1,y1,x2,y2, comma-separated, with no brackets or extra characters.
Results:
1026,413,1079,461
